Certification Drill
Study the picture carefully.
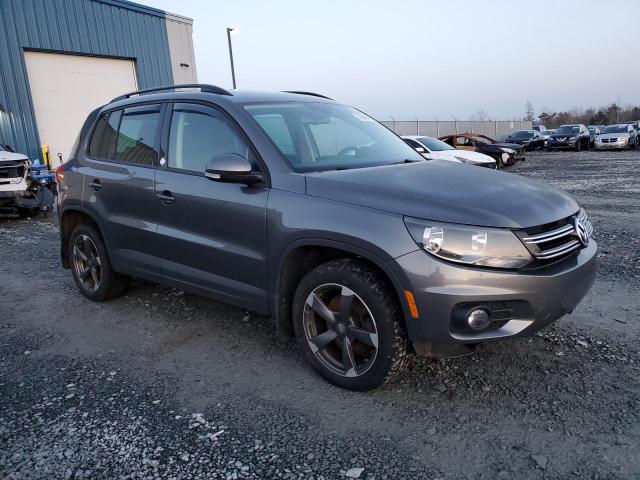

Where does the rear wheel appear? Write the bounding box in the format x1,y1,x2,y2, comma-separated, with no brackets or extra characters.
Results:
292,259,408,391
69,224,129,301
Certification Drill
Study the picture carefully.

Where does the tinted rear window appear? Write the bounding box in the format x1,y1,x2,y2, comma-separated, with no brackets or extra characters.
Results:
88,111,121,159
88,104,160,165
115,105,161,165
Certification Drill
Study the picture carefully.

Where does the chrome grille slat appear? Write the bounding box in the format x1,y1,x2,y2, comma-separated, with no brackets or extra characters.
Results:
519,209,593,264
535,240,581,259
522,224,574,243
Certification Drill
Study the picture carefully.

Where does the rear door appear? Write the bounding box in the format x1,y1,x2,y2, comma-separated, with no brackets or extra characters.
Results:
82,103,163,278
154,102,270,312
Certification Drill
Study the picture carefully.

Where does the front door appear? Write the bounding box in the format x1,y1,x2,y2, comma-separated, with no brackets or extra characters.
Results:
154,102,270,312
454,136,476,151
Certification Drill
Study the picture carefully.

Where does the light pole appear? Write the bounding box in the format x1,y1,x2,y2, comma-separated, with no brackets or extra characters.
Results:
226,27,238,89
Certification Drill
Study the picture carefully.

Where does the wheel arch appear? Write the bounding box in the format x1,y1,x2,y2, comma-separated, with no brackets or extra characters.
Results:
59,206,107,269
273,238,412,338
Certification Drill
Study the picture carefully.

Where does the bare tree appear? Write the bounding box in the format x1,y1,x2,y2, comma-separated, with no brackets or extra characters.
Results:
524,101,535,122
469,110,490,121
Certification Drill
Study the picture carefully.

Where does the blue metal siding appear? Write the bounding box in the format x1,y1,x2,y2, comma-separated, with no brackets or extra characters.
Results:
0,0,174,160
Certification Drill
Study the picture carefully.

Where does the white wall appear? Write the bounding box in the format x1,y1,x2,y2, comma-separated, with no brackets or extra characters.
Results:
166,12,198,85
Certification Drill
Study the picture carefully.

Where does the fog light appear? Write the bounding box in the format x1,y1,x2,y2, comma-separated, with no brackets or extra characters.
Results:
467,308,491,330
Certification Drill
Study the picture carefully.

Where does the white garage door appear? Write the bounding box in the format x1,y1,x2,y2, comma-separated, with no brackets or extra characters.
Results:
24,51,138,165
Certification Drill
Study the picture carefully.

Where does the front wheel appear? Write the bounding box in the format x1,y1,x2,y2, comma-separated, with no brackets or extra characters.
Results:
292,259,408,391
575,141,581,152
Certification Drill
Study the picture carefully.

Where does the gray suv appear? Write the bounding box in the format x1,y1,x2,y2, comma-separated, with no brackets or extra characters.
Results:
57,84,598,391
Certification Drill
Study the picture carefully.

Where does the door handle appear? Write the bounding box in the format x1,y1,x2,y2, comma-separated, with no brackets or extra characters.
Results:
155,190,175,204
89,179,103,191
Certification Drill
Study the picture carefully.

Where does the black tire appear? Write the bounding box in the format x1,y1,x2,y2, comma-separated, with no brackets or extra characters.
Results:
575,141,581,152
292,259,408,391
69,223,129,301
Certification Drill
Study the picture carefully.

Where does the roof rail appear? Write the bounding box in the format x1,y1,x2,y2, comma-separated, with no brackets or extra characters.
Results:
111,84,233,102
282,91,333,100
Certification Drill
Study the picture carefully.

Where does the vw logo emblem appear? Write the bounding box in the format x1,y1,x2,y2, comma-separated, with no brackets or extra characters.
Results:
573,216,589,247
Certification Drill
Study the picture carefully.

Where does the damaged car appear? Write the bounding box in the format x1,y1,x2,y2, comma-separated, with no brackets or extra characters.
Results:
0,143,55,217
438,133,525,168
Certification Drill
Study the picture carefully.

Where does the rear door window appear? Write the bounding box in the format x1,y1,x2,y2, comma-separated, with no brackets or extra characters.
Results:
115,104,162,165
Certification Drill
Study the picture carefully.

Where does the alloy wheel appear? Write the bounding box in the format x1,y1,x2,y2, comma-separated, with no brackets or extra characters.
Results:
303,283,379,378
72,234,102,292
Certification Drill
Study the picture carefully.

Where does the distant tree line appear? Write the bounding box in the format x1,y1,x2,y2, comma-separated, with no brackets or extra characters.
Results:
534,102,640,128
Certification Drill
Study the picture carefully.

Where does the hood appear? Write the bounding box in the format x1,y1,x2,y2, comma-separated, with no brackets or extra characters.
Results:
422,152,461,163
598,132,628,140
506,137,531,143
550,133,578,139
0,151,29,162
304,161,579,229
434,149,495,164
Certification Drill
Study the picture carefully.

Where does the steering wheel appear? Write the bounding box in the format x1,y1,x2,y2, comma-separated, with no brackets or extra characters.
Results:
337,145,358,156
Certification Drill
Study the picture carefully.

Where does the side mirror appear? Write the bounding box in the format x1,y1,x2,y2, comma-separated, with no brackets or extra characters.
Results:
205,154,264,185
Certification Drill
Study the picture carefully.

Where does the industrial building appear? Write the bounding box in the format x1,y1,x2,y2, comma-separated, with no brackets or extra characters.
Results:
0,0,197,165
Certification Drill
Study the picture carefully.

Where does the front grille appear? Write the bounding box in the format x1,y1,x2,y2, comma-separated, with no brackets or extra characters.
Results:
601,138,618,143
516,210,593,265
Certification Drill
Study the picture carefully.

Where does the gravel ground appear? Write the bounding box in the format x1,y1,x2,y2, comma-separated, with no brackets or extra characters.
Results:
1,149,639,479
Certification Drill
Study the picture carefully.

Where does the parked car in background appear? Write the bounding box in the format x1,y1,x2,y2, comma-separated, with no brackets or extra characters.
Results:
539,130,555,147
402,136,497,168
438,133,525,168
504,130,545,151
547,124,591,151
56,84,598,391
0,143,54,216
587,126,602,146
595,124,638,150
531,125,547,132
625,121,640,139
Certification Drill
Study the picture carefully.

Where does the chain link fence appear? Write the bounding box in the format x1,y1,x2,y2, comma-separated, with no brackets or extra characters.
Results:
379,120,533,141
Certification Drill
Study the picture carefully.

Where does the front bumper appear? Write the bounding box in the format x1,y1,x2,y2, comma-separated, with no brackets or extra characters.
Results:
548,140,577,149
595,142,626,150
393,241,598,353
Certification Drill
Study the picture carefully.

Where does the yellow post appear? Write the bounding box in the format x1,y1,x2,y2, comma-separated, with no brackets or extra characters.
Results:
41,144,50,169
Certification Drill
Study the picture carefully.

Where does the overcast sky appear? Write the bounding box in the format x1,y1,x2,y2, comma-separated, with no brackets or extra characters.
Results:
144,0,640,120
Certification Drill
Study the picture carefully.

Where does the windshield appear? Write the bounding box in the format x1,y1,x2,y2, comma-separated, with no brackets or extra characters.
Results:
601,125,627,134
416,137,455,151
512,131,533,139
245,103,422,172
541,130,554,135
555,126,579,135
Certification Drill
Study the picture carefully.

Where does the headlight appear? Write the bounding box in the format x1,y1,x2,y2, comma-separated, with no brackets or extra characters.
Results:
503,148,516,154
404,218,533,269
568,136,577,141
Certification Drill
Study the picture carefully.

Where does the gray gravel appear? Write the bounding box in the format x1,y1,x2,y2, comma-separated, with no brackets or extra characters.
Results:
1,149,639,479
